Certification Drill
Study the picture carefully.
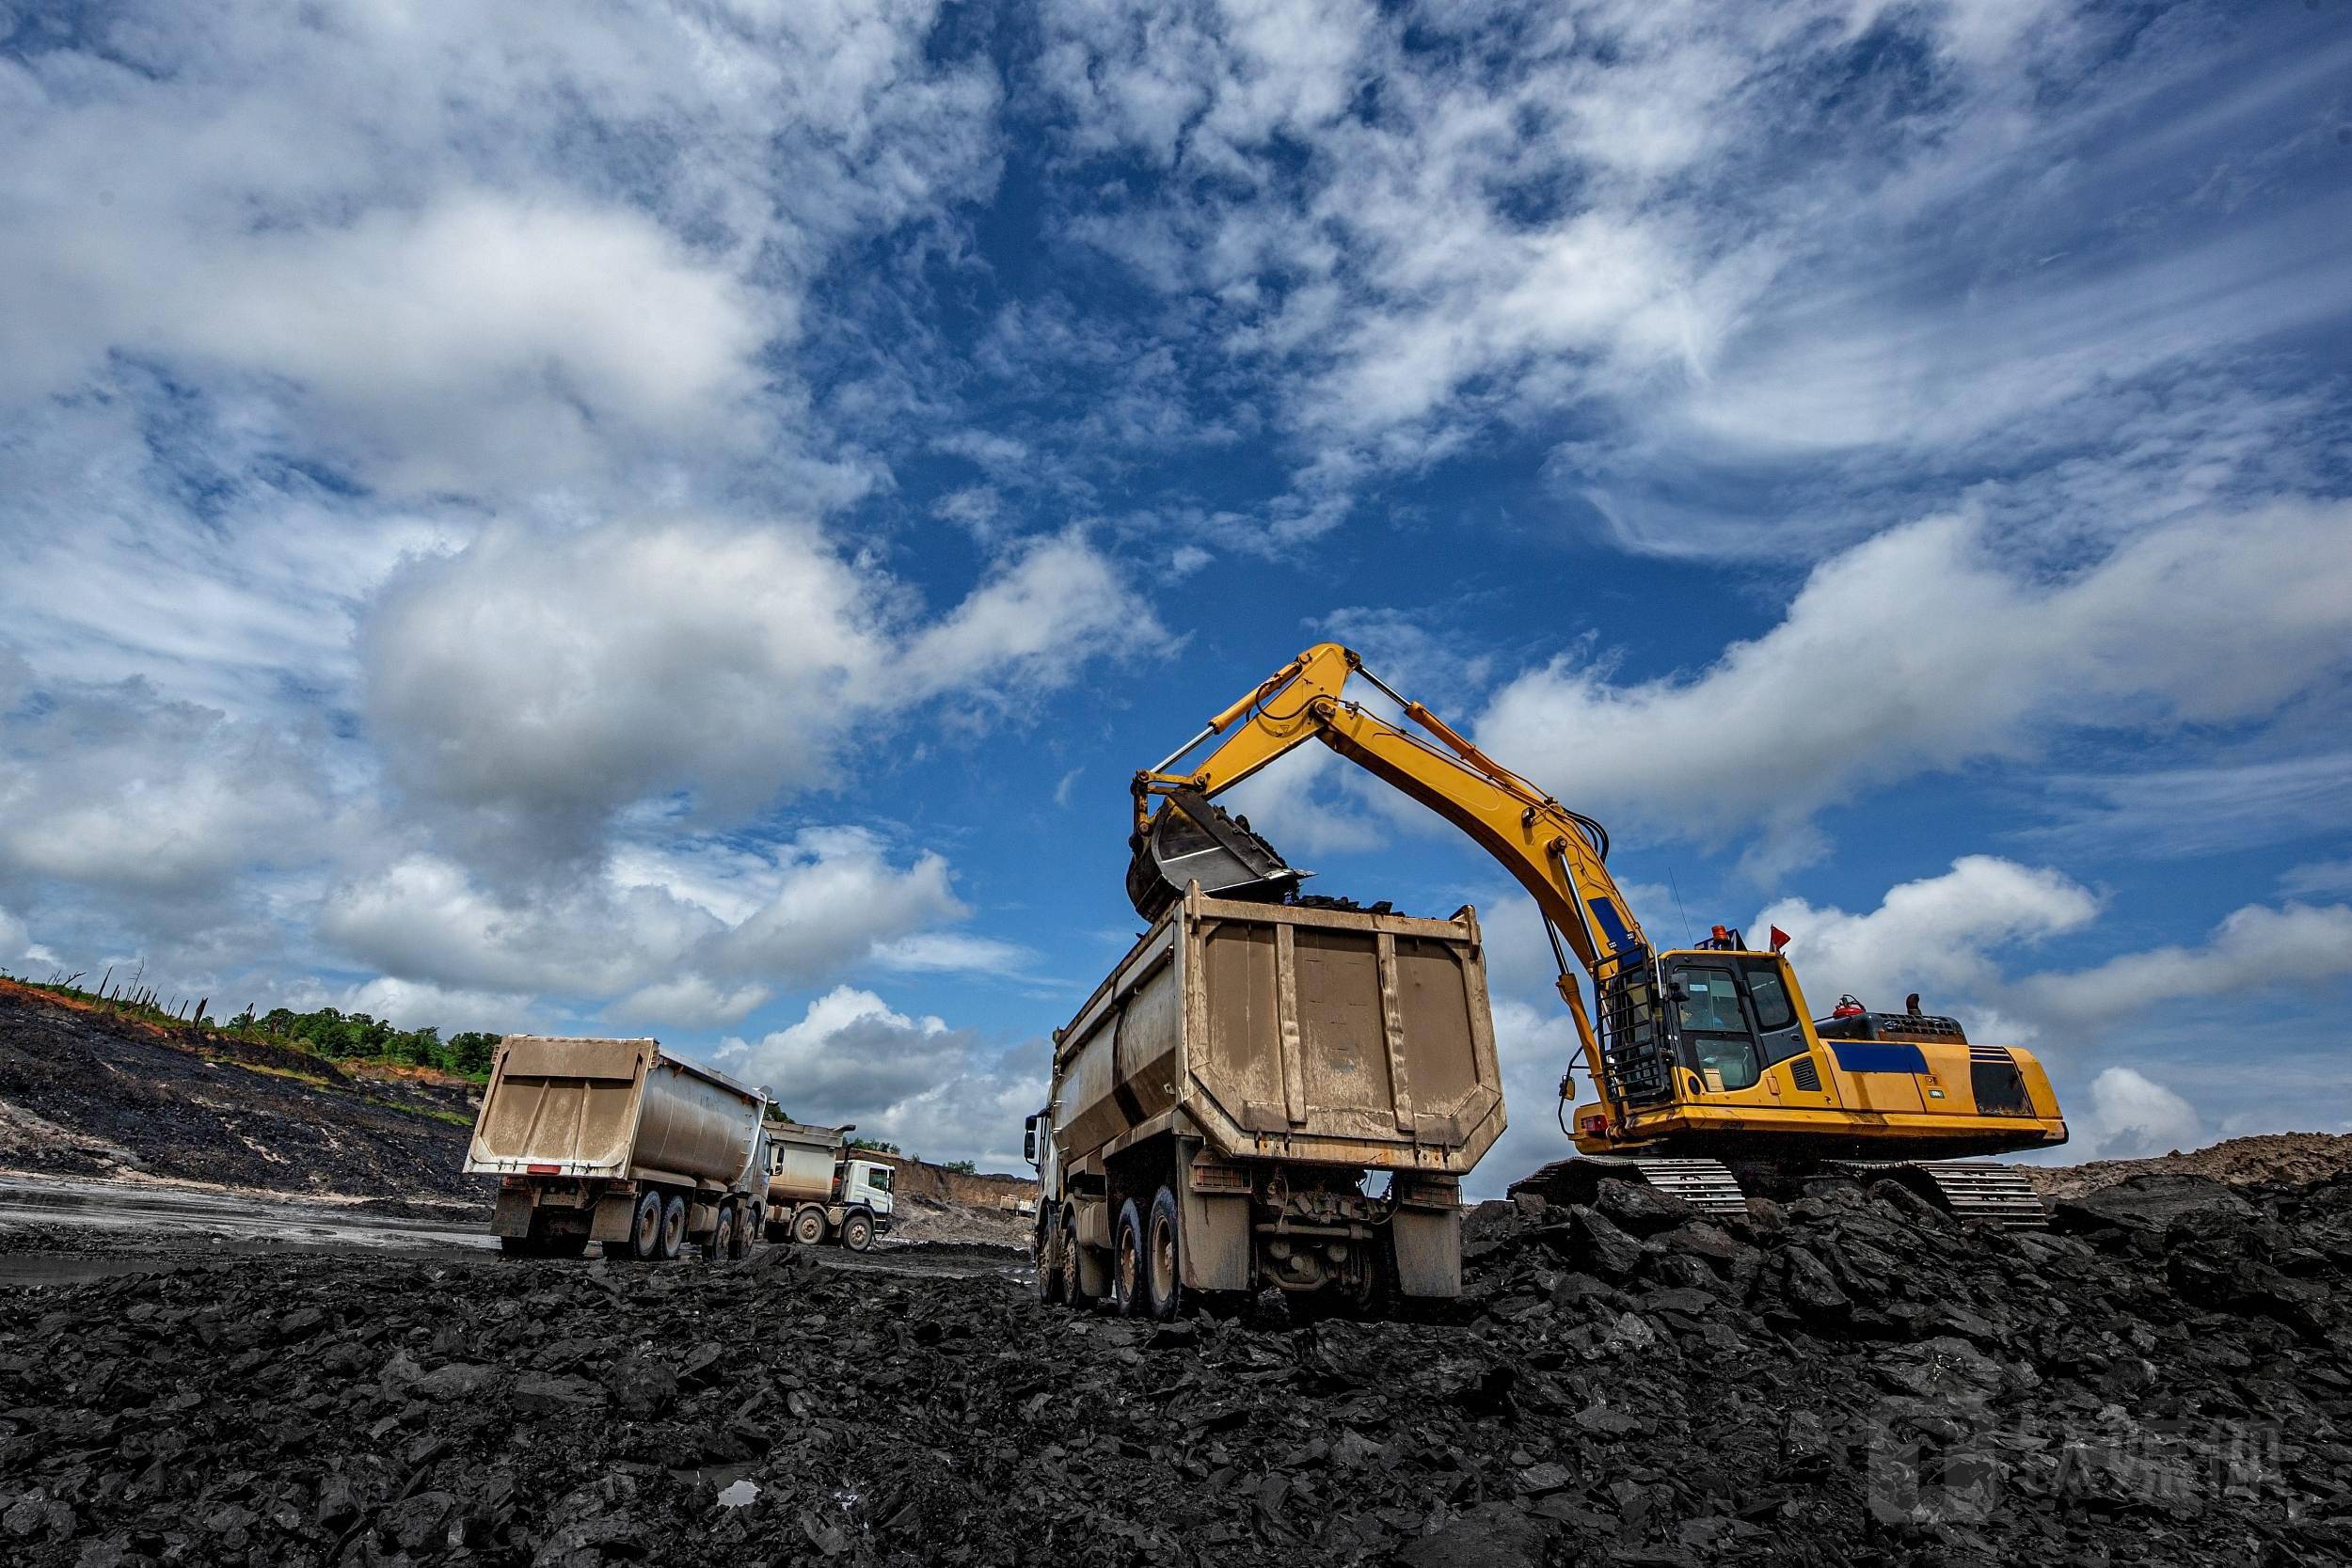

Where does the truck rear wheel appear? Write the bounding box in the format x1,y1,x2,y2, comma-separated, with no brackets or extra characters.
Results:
1112,1198,1146,1316
792,1207,827,1245
841,1211,874,1252
658,1195,688,1261
625,1191,664,1261
1144,1186,1184,1320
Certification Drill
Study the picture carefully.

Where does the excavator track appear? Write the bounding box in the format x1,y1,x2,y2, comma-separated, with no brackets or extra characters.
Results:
1831,1161,2048,1228
1624,1158,1750,1218
1510,1155,1749,1218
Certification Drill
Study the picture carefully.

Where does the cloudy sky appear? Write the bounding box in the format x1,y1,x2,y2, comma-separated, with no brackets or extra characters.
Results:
3,0,2347,1185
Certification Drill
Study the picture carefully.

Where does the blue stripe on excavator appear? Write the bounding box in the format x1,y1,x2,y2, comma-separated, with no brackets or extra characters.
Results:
1587,897,1637,957
1830,1040,1931,1075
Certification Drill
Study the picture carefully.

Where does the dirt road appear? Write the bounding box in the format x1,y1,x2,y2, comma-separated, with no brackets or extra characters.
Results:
0,1170,1024,1291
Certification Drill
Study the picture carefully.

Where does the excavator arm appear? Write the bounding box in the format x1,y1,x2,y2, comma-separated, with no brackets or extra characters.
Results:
1131,642,1652,1095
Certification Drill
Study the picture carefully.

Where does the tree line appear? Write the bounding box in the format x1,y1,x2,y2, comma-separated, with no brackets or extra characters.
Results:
231,1006,502,1077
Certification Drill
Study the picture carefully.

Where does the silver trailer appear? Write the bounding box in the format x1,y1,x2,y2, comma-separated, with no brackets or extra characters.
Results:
1025,887,1504,1317
465,1036,770,1261
761,1118,897,1250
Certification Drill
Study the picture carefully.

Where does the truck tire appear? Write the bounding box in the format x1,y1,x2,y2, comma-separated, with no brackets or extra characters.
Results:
658,1195,688,1261
792,1207,827,1246
841,1211,875,1252
706,1204,737,1262
499,1233,544,1258
1058,1213,1092,1307
625,1191,664,1261
1112,1198,1146,1317
1035,1210,1066,1305
728,1209,755,1260
1144,1186,1184,1320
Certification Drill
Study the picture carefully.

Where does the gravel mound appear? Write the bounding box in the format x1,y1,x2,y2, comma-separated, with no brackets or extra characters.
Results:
3,1168,2345,1566
2022,1132,2352,1201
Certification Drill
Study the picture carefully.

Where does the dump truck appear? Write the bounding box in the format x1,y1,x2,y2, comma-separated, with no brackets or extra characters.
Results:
1025,885,1505,1318
762,1117,896,1250
464,1036,770,1260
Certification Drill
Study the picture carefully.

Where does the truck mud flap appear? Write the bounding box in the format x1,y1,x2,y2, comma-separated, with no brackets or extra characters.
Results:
1390,1208,1460,1298
590,1193,637,1243
492,1187,535,1238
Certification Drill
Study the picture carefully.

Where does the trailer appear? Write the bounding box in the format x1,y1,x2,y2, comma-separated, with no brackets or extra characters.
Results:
761,1118,896,1250
464,1036,770,1261
1025,887,1504,1317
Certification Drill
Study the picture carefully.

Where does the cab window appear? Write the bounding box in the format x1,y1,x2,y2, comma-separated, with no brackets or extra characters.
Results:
1673,966,1745,1034
1742,961,1795,1031
1668,962,1761,1092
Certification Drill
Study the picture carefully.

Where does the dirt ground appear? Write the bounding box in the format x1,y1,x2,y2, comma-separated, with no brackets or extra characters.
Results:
2019,1132,2352,1200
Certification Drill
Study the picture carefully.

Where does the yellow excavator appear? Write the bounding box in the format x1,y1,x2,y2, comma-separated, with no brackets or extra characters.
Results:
1129,642,2068,1224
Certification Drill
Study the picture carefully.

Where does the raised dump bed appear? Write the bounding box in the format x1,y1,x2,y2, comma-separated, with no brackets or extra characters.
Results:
1025,888,1503,1316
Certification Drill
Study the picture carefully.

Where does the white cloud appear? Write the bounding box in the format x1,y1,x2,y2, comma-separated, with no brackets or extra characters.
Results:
2280,859,2352,898
1756,856,2101,1018
2030,752,2352,860
1038,1,2344,556
2012,902,2352,1035
365,520,1164,842
609,975,773,1032
364,518,888,830
707,834,967,983
716,985,1046,1165
1478,501,2352,862
0,673,340,898
0,2,1000,495
0,903,31,968
320,828,1000,1007
899,530,1169,703
720,986,963,1119
2075,1066,2204,1161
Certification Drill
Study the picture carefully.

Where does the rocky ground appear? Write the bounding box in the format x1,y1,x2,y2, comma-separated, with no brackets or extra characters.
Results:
1,1168,2344,1567
2020,1132,2352,1201
0,982,485,1202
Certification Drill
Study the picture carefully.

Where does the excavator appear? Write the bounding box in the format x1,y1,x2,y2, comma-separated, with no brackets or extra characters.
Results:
1127,642,2068,1225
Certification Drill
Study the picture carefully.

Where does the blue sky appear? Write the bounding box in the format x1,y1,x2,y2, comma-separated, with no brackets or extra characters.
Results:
2,1,2348,1187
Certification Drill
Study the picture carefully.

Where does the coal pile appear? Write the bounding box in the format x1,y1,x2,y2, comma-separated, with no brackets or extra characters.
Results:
2,1172,2346,1567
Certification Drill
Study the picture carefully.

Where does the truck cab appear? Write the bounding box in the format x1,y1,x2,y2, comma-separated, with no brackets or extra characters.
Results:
840,1158,895,1224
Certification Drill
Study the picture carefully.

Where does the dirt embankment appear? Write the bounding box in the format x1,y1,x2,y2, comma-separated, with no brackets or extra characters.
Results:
0,980,486,1205
2019,1131,2352,1201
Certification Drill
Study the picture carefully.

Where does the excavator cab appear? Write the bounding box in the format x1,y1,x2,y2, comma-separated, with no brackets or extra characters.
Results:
1658,953,1813,1095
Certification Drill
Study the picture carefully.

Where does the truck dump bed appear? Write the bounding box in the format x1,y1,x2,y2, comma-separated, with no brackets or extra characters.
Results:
1056,891,1504,1173
765,1117,850,1205
464,1037,765,1189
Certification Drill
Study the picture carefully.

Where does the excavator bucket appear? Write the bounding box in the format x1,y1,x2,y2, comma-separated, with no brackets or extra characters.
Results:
1126,787,1307,921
